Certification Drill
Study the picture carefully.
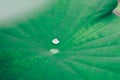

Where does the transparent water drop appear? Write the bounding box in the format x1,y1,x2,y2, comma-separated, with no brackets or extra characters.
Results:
52,38,60,44
50,49,59,54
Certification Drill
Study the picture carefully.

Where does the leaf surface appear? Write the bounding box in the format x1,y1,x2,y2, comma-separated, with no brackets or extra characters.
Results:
0,0,120,80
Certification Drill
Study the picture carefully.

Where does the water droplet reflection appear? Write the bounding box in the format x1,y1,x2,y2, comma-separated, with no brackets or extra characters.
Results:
50,49,59,54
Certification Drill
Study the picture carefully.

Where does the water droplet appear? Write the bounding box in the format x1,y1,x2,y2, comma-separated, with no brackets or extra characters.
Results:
50,49,59,54
52,38,60,44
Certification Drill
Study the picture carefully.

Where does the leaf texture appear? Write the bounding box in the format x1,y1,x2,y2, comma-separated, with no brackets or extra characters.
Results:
0,0,120,80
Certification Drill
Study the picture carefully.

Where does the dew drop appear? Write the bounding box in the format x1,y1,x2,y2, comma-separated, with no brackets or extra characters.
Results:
52,38,60,44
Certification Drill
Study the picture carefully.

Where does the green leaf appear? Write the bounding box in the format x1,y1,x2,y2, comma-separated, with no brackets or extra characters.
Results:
0,0,120,80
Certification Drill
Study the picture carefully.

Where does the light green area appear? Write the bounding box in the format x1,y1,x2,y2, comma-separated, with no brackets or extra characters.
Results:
0,0,120,80
114,3,120,12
